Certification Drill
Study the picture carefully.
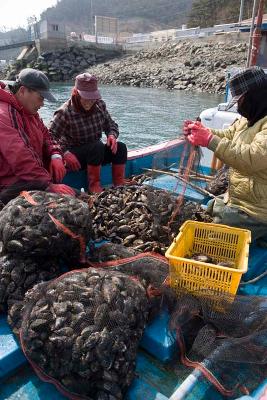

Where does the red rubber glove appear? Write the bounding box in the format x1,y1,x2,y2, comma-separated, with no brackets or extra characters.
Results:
64,152,81,172
183,120,196,136
48,183,76,196
107,134,118,154
49,158,66,183
186,123,213,147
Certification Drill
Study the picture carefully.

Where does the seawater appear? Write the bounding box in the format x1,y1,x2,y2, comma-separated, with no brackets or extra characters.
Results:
41,83,224,150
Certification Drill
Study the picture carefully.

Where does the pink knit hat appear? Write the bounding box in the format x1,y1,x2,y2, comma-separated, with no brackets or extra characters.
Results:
75,73,101,100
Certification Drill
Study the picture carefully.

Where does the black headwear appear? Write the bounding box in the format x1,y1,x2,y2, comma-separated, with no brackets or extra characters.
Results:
237,84,267,127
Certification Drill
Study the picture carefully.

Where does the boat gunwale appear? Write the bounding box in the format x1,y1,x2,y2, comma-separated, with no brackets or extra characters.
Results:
128,138,185,160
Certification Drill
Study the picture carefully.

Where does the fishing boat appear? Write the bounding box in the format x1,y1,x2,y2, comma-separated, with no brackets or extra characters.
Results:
2,1,267,396
0,134,266,400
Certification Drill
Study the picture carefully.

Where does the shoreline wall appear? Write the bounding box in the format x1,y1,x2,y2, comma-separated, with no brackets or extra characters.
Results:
2,34,249,94
2,43,122,82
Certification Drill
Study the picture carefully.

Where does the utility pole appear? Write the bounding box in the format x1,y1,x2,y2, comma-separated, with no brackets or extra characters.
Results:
89,0,93,34
246,0,259,66
250,0,264,65
238,0,245,24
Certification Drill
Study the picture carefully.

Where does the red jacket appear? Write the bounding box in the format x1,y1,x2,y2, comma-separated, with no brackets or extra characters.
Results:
0,83,61,191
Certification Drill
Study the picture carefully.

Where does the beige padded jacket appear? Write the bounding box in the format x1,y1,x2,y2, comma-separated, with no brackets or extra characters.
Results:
208,115,267,222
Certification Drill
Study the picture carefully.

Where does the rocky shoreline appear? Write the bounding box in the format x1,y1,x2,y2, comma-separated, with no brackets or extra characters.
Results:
2,45,121,82
87,40,248,94
1,40,248,94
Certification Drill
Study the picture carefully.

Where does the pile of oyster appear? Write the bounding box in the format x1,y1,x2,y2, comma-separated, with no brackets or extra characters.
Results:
206,166,229,196
5,257,61,334
0,254,60,312
0,191,91,262
91,186,212,254
0,191,91,332
186,252,235,268
21,268,148,400
89,242,141,262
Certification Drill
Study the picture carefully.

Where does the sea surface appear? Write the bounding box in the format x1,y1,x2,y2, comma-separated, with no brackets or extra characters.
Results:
41,83,224,150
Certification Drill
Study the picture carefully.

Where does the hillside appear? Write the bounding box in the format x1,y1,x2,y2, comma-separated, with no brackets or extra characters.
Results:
188,0,267,28
2,0,267,41
40,0,265,34
0,28,28,43
40,0,194,33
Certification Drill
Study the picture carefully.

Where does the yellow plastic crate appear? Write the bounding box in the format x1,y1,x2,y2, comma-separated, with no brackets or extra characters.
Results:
165,220,251,295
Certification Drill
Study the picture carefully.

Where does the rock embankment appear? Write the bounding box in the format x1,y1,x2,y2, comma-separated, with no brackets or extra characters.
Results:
2,40,248,94
87,40,248,94
3,45,121,82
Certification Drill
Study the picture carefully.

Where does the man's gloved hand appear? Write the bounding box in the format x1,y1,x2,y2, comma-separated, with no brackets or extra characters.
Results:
48,183,76,196
186,123,213,147
50,158,66,183
107,134,118,154
64,152,81,171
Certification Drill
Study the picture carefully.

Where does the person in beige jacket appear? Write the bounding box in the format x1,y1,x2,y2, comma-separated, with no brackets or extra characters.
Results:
183,66,267,244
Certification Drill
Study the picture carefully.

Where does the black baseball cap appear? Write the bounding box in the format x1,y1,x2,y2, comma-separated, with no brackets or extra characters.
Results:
9,68,56,102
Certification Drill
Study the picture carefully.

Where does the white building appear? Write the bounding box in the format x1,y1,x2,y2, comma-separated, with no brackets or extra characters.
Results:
39,20,65,40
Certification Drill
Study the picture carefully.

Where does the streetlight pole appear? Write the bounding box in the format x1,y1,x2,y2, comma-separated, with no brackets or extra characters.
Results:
250,0,265,65
95,15,98,44
90,0,93,34
238,0,245,24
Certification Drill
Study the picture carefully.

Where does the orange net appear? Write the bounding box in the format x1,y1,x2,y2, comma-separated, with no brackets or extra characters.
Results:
169,143,199,228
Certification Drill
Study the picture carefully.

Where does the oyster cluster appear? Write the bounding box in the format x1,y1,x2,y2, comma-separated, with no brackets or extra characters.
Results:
206,166,229,196
0,254,60,312
4,256,61,334
187,253,235,268
21,268,148,400
91,186,212,254
0,191,91,262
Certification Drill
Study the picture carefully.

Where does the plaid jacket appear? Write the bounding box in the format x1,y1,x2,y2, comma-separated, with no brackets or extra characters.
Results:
49,99,119,152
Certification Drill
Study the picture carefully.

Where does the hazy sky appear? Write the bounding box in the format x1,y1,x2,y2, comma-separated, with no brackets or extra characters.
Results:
1,0,57,30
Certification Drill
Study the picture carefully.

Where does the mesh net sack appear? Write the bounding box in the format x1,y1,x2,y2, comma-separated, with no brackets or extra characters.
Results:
20,267,149,400
0,191,92,263
88,248,169,290
87,248,177,321
206,166,229,196
89,243,141,263
0,253,60,313
169,290,267,398
91,186,211,254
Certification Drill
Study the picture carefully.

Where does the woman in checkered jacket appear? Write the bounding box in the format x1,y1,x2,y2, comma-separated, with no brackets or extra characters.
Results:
49,73,128,193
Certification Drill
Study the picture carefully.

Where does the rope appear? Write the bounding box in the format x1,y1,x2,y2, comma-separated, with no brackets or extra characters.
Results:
48,214,86,263
168,144,199,229
240,269,267,285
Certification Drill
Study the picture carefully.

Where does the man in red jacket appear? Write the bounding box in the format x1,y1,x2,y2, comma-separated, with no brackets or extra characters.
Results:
0,68,75,203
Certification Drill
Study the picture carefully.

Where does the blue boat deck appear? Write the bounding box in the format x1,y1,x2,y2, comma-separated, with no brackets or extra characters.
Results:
1,141,266,400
